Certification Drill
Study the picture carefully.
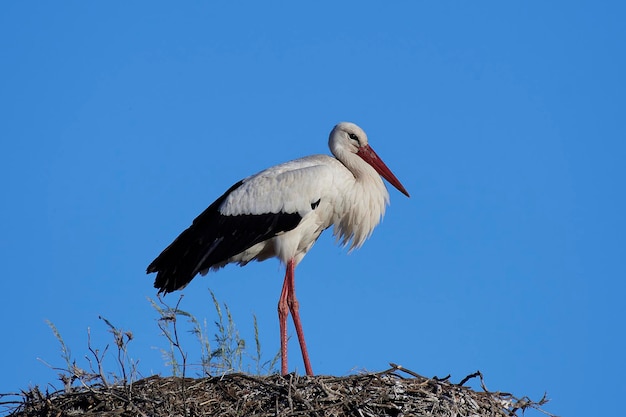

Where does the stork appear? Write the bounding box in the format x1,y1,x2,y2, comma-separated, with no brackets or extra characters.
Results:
147,122,409,376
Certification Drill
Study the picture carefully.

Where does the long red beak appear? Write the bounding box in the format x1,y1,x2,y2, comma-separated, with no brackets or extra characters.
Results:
357,145,410,197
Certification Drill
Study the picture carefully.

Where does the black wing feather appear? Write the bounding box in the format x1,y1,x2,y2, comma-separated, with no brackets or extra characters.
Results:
147,180,302,294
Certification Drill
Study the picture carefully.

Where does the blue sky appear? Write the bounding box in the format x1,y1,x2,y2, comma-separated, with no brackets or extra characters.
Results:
1,2,624,416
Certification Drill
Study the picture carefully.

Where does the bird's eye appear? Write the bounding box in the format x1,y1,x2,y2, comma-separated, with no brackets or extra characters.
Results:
348,133,360,144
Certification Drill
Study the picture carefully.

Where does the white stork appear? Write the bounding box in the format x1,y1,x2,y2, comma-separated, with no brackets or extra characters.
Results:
147,122,409,376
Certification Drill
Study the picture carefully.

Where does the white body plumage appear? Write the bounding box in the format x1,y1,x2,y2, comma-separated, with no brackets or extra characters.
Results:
217,152,389,270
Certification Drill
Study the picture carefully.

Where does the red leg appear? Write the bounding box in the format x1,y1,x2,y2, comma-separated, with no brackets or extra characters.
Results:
278,259,314,376
285,259,314,376
278,270,290,376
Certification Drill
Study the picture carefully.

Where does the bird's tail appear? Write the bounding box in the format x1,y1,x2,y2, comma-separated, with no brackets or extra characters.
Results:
147,225,208,294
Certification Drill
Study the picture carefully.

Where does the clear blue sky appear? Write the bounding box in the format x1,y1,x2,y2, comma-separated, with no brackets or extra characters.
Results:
1,2,624,416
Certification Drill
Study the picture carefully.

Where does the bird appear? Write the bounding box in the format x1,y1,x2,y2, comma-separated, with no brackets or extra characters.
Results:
147,122,409,376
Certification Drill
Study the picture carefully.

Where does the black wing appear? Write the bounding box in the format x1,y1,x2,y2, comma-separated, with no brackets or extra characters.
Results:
147,180,302,294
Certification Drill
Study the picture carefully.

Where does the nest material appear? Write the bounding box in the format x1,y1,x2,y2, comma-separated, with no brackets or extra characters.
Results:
7,366,550,417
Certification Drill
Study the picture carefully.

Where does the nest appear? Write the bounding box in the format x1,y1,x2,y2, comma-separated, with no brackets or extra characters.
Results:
6,365,551,417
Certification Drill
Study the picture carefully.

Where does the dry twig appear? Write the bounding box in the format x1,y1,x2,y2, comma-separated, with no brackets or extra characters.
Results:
6,367,554,417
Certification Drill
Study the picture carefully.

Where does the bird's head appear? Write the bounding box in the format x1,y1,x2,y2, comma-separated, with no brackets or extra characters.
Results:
329,122,370,154
329,122,410,197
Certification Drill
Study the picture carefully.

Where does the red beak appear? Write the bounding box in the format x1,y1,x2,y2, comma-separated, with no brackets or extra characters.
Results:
357,145,410,197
